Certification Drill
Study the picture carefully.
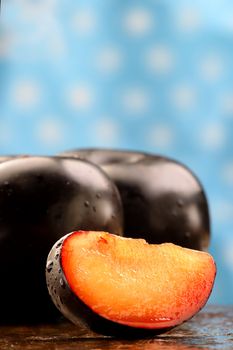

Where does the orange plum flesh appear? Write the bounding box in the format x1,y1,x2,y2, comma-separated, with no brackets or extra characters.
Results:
61,231,216,329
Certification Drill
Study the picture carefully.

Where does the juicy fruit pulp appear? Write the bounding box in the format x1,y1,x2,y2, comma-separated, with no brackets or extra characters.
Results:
58,231,216,330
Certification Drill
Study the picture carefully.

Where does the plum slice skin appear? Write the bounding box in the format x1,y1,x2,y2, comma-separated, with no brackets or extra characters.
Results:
56,231,216,330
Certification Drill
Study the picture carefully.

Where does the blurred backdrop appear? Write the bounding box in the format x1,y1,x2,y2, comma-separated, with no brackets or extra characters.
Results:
1,0,233,304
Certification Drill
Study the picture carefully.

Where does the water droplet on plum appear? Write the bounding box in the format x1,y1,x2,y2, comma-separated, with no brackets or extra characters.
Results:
60,278,65,288
177,199,184,208
46,260,53,272
56,242,62,249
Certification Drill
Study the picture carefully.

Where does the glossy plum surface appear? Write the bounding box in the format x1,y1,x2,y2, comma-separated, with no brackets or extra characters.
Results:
0,157,123,322
59,149,210,251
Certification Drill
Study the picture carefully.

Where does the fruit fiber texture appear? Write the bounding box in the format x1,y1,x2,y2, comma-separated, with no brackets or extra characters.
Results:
46,231,216,336
59,149,210,251
0,157,123,322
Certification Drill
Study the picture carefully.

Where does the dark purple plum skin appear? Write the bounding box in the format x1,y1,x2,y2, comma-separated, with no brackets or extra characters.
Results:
58,149,210,251
46,233,172,337
0,157,123,323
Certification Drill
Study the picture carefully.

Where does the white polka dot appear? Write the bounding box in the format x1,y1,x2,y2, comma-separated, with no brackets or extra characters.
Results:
147,124,174,148
68,86,93,110
48,36,66,57
123,8,153,36
94,119,119,142
71,11,96,35
199,55,224,81
22,0,57,20
200,124,225,150
222,162,233,186
37,119,64,145
171,84,196,110
18,0,64,59
96,47,123,74
177,7,202,32
146,45,174,74
221,92,233,115
212,200,233,222
122,87,149,114
12,81,41,109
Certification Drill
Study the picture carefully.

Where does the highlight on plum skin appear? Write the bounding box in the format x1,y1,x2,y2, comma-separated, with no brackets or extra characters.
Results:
46,230,216,335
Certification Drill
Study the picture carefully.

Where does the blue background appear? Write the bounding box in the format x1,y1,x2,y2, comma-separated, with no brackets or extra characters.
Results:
1,0,233,304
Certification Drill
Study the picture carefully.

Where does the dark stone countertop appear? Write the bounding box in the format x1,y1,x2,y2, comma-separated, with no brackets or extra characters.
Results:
0,306,232,350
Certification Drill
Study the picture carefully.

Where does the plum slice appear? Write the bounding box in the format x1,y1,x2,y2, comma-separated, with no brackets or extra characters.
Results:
46,231,216,335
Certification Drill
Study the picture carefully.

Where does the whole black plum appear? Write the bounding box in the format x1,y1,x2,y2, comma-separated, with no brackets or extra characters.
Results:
0,156,123,322
59,149,210,251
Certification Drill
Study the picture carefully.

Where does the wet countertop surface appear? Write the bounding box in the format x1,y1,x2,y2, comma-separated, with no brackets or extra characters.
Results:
0,306,232,350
